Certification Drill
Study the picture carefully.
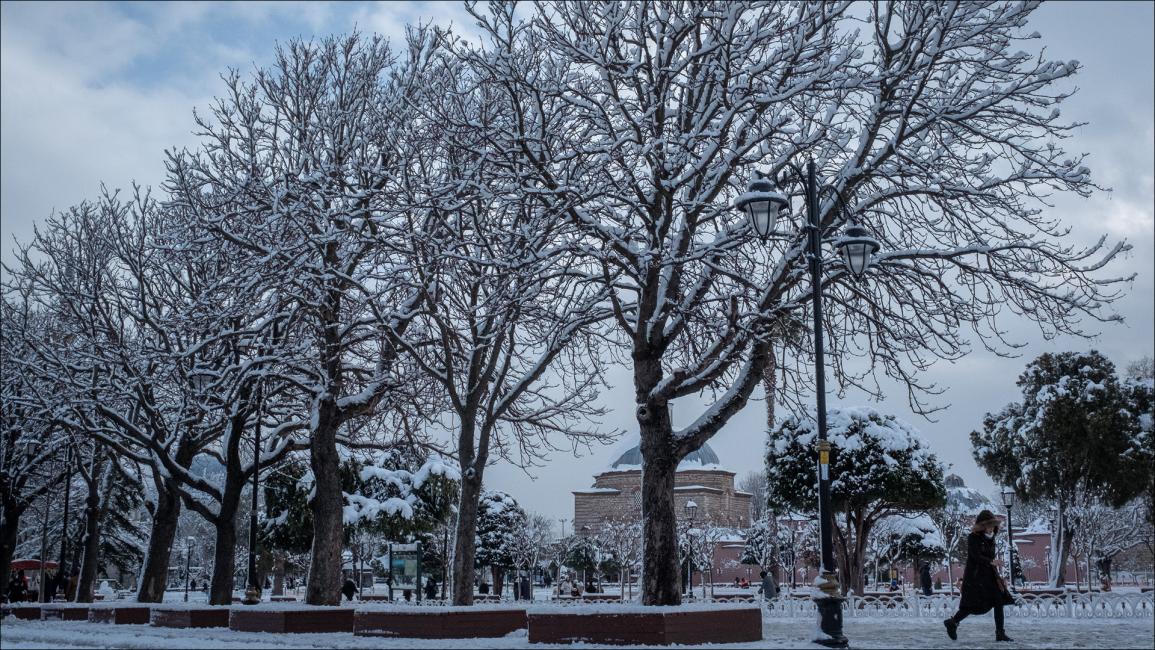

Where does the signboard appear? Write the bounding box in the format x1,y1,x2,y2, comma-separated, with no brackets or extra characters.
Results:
388,542,423,602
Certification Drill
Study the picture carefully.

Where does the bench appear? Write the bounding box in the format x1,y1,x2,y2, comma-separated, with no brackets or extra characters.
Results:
151,607,231,628
355,608,528,638
229,607,355,633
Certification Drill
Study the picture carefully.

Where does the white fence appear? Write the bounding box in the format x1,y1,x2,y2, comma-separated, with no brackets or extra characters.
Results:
761,591,1154,619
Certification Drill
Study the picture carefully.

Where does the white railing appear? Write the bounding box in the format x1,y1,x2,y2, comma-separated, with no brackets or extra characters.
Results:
756,591,1154,619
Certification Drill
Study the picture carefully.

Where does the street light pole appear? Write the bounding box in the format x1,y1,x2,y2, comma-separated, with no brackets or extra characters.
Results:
1001,487,1017,592
734,159,878,649
184,537,194,602
684,500,698,599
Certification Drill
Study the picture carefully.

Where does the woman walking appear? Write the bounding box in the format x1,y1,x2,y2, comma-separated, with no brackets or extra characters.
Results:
944,510,1015,642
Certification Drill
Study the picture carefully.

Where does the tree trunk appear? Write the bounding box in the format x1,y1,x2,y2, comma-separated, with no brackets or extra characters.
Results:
762,344,778,431
1049,503,1072,587
75,484,101,603
639,414,681,605
273,552,286,596
306,404,344,606
208,510,238,605
492,565,503,597
0,501,25,581
136,481,182,602
451,471,483,605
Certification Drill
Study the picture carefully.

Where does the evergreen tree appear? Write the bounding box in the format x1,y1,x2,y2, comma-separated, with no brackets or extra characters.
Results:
474,491,527,596
971,351,1147,586
766,407,945,595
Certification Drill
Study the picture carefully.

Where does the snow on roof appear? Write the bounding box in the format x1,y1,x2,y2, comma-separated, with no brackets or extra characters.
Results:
572,487,622,495
607,437,724,471
673,484,722,492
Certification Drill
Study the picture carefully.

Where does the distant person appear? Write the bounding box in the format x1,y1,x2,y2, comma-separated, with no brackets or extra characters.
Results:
341,578,358,602
7,571,26,603
758,570,777,601
944,510,1015,643
920,563,933,596
424,577,437,601
544,574,552,589
478,580,489,595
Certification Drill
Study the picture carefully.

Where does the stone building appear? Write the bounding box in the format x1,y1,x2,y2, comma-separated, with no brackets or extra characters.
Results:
573,440,753,533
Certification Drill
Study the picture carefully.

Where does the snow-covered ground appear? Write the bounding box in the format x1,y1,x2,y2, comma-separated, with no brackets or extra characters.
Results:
1,614,1151,649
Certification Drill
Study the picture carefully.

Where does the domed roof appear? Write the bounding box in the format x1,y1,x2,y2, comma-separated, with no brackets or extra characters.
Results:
609,441,721,470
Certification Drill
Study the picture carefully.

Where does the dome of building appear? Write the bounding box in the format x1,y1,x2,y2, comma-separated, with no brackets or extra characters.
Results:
609,440,721,470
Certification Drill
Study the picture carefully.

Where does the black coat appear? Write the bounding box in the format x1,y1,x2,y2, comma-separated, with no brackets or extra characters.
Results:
958,532,1014,614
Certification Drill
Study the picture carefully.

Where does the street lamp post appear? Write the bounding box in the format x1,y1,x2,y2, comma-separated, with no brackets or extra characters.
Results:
243,322,276,606
1000,487,1017,592
184,537,195,602
734,159,879,649
684,500,698,598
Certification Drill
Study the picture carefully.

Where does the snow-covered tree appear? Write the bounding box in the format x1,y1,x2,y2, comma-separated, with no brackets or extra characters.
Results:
767,407,945,594
386,41,617,605
475,491,528,596
972,351,1148,586
0,297,71,577
597,517,643,599
460,0,1127,604
870,514,945,590
163,31,448,605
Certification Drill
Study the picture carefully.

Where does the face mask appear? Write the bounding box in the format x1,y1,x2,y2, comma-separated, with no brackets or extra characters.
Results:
984,531,996,539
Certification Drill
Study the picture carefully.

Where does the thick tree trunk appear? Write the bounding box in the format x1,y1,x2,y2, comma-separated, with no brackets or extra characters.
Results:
491,565,504,597
451,472,483,605
273,552,286,596
209,510,238,605
762,345,778,432
1049,502,1072,587
136,481,182,602
639,414,681,606
306,404,343,606
0,501,25,581
75,486,101,603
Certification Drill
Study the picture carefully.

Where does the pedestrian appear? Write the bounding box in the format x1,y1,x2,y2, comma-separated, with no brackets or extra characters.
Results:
920,562,933,596
519,574,531,601
7,571,26,603
341,577,358,602
544,573,552,589
424,576,437,601
757,570,777,601
478,580,490,595
944,510,1015,643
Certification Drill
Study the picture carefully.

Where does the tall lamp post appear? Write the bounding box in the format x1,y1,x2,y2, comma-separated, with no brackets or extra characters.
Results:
184,537,195,602
734,160,880,649
1000,487,1017,591
243,323,277,605
684,500,698,598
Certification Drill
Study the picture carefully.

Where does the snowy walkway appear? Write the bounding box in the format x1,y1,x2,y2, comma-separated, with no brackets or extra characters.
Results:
1,615,1152,649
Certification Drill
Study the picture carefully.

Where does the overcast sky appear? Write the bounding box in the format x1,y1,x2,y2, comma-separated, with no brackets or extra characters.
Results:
2,1,1151,533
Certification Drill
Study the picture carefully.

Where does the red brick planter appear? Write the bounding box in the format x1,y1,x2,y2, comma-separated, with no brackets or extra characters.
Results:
40,605,90,621
528,606,761,645
355,608,527,639
229,607,354,633
1,605,41,620
89,605,152,624
151,607,231,628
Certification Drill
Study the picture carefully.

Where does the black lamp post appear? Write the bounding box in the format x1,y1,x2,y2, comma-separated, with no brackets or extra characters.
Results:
734,159,879,649
184,537,195,602
684,500,698,598
1000,486,1017,591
